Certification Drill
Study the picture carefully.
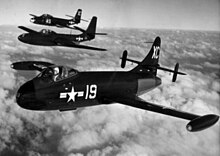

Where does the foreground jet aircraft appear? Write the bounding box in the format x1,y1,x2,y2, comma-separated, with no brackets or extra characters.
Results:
30,9,87,29
11,37,219,132
18,16,107,51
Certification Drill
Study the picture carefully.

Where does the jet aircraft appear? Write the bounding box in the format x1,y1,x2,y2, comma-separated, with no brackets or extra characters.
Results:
30,9,88,29
18,16,107,51
11,36,219,132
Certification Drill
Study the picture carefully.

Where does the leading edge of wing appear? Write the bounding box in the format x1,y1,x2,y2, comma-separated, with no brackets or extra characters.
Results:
18,26,38,34
105,94,219,131
29,14,37,17
106,93,200,121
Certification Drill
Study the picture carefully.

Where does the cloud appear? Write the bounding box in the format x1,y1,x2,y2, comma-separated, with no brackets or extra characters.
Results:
204,62,220,69
0,27,219,156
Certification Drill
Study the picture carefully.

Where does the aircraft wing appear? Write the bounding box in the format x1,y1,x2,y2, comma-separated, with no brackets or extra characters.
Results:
55,24,76,29
11,61,54,71
71,44,107,51
104,93,219,132
29,14,37,17
18,26,38,34
54,38,107,51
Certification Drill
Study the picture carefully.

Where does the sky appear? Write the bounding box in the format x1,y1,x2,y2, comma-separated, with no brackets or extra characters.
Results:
0,0,219,31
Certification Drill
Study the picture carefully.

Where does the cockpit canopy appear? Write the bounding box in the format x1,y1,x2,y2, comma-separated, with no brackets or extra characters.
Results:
40,29,55,35
42,14,52,18
37,65,78,83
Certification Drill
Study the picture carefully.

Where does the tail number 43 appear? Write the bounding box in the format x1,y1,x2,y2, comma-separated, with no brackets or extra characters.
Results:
85,84,97,99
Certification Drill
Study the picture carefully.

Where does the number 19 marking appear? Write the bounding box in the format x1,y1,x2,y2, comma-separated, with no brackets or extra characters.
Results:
85,84,97,99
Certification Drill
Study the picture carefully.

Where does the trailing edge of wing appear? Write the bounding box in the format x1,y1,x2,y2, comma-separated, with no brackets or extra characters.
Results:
55,24,76,29
54,38,107,51
18,26,38,34
72,44,107,51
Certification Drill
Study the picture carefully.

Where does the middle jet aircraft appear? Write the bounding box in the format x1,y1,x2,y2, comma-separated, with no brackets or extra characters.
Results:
18,16,107,51
29,9,88,29
11,36,219,132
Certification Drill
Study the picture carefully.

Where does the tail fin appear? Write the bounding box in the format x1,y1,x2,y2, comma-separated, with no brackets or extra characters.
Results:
85,16,97,40
74,9,82,24
131,36,161,75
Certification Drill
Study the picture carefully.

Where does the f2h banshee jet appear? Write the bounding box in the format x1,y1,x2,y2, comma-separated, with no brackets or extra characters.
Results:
18,16,107,51
29,9,88,29
11,36,219,132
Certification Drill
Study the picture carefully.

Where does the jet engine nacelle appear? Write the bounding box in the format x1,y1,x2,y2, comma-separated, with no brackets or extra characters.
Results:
186,114,219,132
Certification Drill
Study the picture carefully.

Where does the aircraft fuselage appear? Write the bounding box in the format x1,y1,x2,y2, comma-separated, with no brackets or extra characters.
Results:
16,71,161,111
18,33,90,46
31,17,75,27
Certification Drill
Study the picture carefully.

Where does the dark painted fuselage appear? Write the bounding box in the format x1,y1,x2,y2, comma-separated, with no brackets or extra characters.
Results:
18,32,91,46
16,71,161,111
31,17,76,27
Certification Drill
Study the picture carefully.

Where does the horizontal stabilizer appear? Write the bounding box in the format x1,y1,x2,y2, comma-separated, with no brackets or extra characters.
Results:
157,63,186,82
120,49,186,82
66,14,74,18
121,50,127,68
74,26,86,33
94,33,107,35
120,50,140,68
66,15,88,22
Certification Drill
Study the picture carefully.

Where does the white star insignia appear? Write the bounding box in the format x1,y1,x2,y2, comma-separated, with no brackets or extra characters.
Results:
67,87,78,102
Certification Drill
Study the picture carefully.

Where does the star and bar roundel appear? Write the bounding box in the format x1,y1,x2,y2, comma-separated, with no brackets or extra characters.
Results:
59,85,97,102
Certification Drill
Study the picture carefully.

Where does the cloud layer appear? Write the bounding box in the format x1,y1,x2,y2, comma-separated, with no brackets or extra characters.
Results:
0,26,219,156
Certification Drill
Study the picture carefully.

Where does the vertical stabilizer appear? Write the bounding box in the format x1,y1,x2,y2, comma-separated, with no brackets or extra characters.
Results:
131,36,161,74
74,9,82,24
85,16,97,40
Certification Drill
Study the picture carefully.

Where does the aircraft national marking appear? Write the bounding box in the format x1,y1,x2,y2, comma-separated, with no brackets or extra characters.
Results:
60,86,84,102
152,46,160,59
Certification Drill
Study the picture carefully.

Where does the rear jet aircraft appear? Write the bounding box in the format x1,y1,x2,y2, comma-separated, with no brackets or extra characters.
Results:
18,16,107,51
29,9,88,29
11,36,219,132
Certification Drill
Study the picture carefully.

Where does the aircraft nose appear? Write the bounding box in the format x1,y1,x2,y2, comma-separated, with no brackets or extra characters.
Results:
155,77,162,86
30,18,35,23
16,81,36,109
18,35,23,41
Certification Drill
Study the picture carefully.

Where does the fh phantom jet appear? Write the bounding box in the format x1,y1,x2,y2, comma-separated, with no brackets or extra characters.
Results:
18,16,107,51
11,37,219,132
30,9,88,29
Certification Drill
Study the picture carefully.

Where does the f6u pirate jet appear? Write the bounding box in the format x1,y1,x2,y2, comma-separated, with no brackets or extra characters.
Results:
30,9,87,29
18,16,107,51
11,37,219,132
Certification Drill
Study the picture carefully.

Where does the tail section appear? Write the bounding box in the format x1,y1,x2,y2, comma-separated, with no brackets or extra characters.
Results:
131,36,161,74
120,36,186,81
85,16,97,40
74,9,82,24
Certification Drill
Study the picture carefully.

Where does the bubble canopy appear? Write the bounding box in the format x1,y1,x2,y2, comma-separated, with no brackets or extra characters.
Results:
42,14,52,18
37,65,78,82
